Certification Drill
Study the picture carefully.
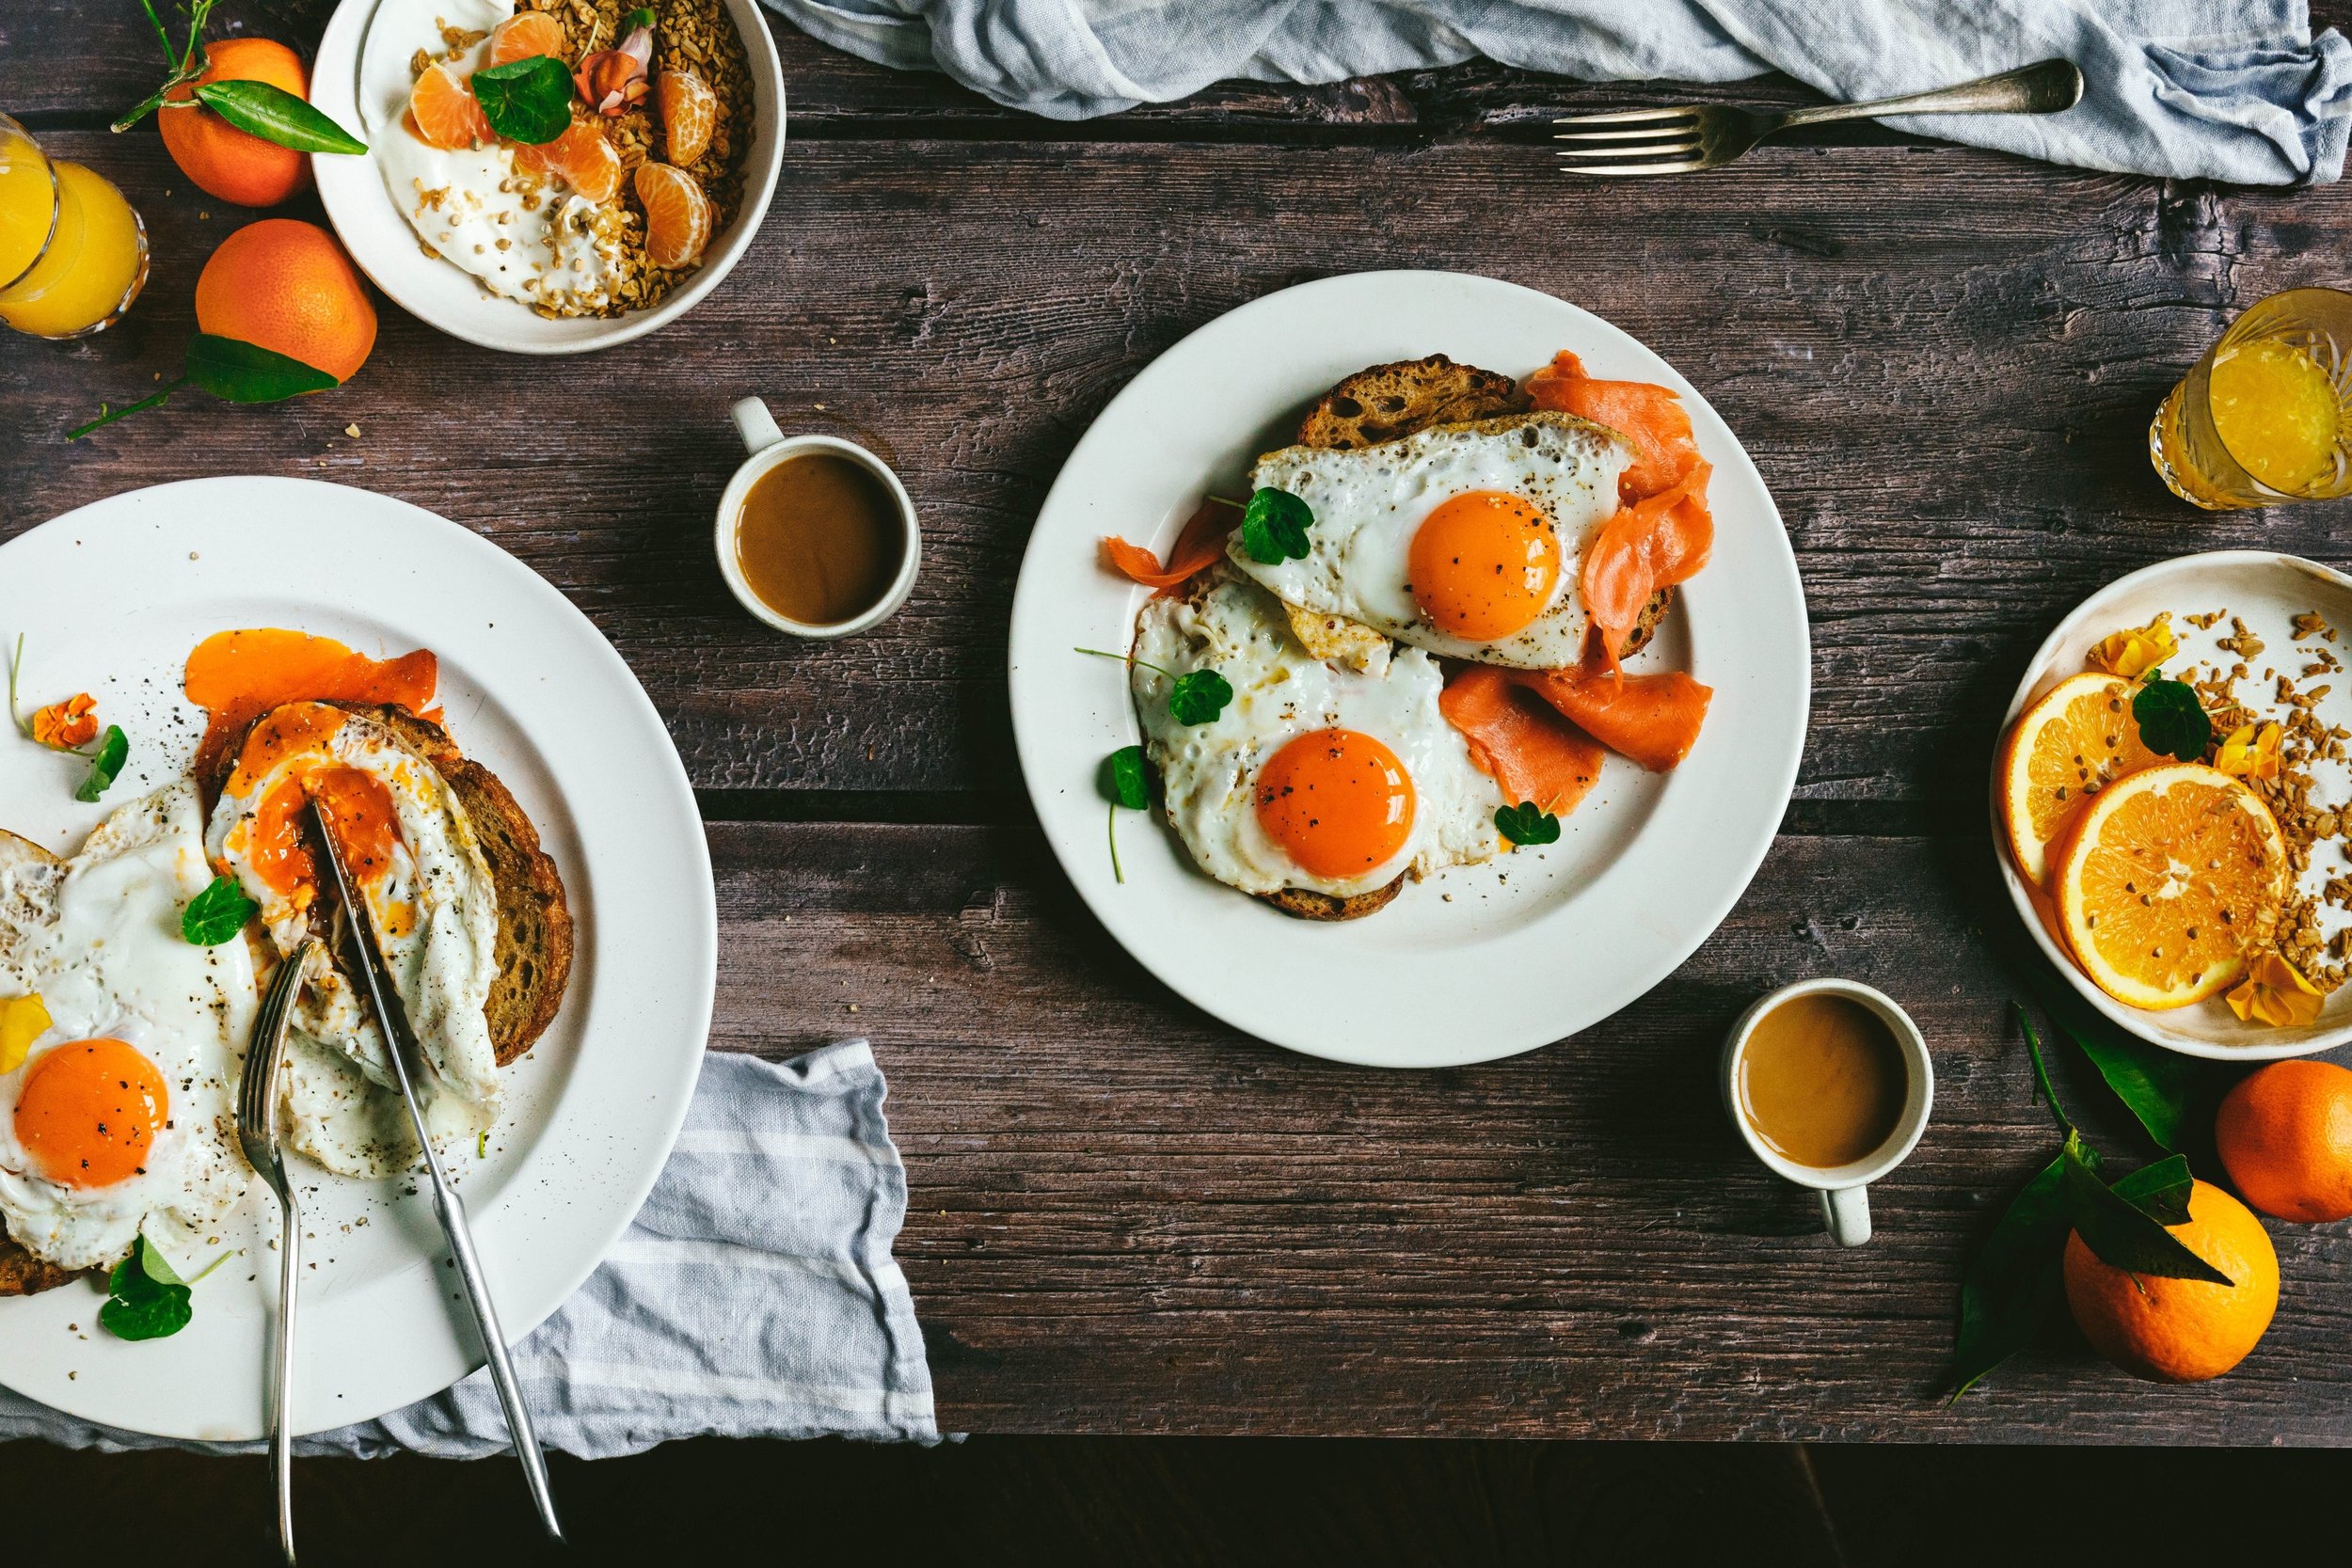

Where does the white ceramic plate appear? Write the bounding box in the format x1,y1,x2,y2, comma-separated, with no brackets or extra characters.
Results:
1007,271,1811,1069
1995,549,2352,1061
0,477,714,1438
310,0,787,355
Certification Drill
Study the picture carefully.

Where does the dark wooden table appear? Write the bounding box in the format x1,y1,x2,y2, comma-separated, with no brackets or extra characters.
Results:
9,0,2352,1445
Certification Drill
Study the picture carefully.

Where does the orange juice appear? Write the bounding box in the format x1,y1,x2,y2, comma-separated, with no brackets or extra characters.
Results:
0,131,148,339
2152,287,2352,509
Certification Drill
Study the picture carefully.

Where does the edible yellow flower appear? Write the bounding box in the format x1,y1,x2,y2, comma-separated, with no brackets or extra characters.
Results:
2089,614,2176,679
0,992,50,1074
2214,721,2284,780
2226,952,2327,1028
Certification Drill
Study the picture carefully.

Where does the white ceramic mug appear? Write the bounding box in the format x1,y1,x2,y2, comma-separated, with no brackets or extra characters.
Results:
718,396,921,639
1720,978,1934,1247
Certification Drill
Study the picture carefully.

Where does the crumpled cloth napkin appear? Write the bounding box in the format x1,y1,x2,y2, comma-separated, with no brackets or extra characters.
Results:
0,1042,937,1458
759,0,2352,183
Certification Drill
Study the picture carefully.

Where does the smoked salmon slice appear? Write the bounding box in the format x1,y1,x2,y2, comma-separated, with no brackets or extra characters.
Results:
1525,350,1702,503
1103,499,1232,593
1511,665,1712,773
1438,666,1606,816
1579,461,1714,676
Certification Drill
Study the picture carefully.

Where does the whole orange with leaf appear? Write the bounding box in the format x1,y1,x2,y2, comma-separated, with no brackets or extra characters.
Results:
194,219,376,385
2062,1178,2278,1383
2216,1058,2352,1222
159,38,311,208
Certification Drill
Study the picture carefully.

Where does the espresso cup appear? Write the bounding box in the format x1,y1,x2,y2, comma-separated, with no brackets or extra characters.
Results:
718,396,921,640
1720,978,1934,1247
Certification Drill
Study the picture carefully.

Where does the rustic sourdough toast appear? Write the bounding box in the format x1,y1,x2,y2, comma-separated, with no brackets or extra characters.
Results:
1251,355,1673,923
201,703,574,1068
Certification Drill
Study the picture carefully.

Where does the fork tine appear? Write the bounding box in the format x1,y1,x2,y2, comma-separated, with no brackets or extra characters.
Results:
1551,106,1695,128
1556,158,1709,177
1554,124,1705,143
1555,137,1703,161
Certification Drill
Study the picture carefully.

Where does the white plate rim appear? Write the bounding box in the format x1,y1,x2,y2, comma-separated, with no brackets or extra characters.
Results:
309,0,787,356
1007,269,1811,1069
0,476,716,1437
1993,546,2352,1062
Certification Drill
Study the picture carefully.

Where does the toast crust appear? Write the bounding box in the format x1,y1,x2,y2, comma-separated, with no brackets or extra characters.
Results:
1253,874,1407,922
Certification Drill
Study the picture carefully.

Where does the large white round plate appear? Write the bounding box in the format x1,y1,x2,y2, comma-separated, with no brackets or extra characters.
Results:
1995,549,2352,1061
0,477,714,1438
1008,271,1810,1069
310,0,787,356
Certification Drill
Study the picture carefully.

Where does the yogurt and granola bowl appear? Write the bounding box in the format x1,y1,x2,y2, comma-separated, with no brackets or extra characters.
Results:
311,0,785,354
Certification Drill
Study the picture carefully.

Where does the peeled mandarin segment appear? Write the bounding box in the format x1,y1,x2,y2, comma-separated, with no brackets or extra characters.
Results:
516,120,622,203
409,62,491,150
633,161,711,269
2056,763,2286,1010
488,10,569,66
1998,672,2163,887
658,70,718,164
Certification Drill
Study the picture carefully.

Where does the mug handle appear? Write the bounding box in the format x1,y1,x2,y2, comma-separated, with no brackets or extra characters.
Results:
1820,1185,1871,1247
731,396,785,456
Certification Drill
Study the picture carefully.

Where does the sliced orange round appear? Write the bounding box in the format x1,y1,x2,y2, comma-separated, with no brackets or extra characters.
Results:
658,70,717,164
2055,762,2287,1010
634,162,711,269
1998,672,2164,888
488,9,569,66
516,119,622,203
407,61,492,150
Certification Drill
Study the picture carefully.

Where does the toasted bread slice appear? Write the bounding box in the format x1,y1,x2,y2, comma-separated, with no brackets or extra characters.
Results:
201,705,574,1067
1258,876,1407,922
1294,355,1672,657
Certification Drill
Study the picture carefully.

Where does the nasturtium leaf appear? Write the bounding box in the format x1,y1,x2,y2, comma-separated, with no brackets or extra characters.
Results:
1494,801,1561,846
471,55,575,145
1099,745,1150,810
195,79,367,154
1239,488,1312,565
99,1243,193,1341
1167,669,1232,725
74,725,128,802
2132,674,2212,763
182,874,260,946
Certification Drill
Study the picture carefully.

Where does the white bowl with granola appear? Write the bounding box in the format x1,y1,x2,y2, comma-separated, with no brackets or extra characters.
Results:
1994,550,2352,1060
311,0,784,354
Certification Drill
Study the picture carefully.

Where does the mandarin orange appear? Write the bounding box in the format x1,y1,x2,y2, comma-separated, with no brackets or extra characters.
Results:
158,38,311,207
2062,1179,2278,1383
193,219,376,384
2217,1059,2352,1222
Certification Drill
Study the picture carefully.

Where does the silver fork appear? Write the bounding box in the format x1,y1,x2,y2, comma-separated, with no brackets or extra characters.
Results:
238,936,323,1568
1556,58,2084,176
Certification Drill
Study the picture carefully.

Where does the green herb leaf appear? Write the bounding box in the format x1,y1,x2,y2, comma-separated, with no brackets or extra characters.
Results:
195,79,367,154
1099,745,1150,811
2012,1004,2075,1138
136,1234,185,1288
1494,800,1561,847
2132,674,2212,762
99,1242,194,1341
471,55,576,145
73,726,128,802
185,333,341,401
2109,1153,2195,1226
1950,1151,2068,1399
2060,1132,2230,1283
1167,670,1232,725
1239,488,1312,564
624,6,658,27
2022,969,2205,1151
182,875,259,946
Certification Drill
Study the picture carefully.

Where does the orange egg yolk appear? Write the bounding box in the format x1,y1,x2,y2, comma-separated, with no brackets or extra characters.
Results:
14,1037,168,1190
1407,490,1561,641
186,628,438,787
242,760,403,902
1253,728,1416,880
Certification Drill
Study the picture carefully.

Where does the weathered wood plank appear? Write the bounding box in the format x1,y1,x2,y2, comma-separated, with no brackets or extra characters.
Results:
8,130,2348,802
710,822,2352,1440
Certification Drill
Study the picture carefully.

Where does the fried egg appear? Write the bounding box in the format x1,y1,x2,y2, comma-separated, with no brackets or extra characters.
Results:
1136,566,1505,898
1231,413,1628,670
0,785,256,1271
205,703,501,1178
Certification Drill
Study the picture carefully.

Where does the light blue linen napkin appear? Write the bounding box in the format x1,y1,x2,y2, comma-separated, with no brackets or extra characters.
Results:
0,1042,938,1458
759,0,2352,183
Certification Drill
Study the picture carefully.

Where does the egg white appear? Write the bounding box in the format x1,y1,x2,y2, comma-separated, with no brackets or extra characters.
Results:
0,784,255,1271
206,706,501,1179
1232,413,1628,670
1135,567,1505,899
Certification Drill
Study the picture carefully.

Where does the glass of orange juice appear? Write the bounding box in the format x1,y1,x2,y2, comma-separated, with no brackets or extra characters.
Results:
0,113,150,340
2151,287,2352,510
